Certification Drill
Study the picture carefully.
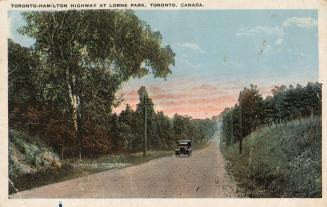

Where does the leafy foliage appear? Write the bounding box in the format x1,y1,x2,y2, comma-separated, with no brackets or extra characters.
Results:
112,87,217,152
8,10,179,157
9,33,214,158
221,83,321,149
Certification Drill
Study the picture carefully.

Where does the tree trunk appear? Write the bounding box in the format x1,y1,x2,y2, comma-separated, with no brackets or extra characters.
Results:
239,137,243,154
66,69,81,160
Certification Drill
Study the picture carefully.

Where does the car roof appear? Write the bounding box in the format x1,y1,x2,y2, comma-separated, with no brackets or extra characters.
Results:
177,139,191,142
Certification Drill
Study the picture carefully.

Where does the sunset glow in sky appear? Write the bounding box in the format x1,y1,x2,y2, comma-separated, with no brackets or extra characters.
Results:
9,10,319,119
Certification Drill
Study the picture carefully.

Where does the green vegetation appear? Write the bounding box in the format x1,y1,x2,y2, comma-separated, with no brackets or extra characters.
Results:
9,10,216,157
220,83,321,154
107,86,216,153
75,150,174,173
9,9,175,157
219,83,321,197
221,117,321,197
8,10,217,193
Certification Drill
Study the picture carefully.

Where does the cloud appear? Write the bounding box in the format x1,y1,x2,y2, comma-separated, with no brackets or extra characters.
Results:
191,84,218,91
236,26,283,37
283,17,317,29
236,26,285,49
275,38,283,45
176,42,206,54
180,58,201,69
236,17,317,38
236,16,317,48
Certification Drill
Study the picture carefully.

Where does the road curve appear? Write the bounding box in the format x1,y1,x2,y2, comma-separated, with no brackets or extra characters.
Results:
10,143,237,198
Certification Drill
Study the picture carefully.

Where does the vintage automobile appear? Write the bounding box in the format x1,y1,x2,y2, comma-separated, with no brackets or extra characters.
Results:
175,139,192,157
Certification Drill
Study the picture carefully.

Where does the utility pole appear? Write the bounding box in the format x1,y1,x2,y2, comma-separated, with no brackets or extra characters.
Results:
143,96,148,157
143,96,153,157
239,104,243,154
231,112,233,146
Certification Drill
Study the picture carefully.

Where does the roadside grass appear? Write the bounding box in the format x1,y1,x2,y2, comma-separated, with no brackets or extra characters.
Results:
73,150,175,173
65,142,209,175
221,116,322,198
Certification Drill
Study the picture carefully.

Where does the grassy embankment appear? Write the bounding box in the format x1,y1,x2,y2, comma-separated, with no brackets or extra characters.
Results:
220,116,321,197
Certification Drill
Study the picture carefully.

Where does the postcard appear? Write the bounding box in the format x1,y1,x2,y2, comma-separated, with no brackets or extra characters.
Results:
0,0,326,207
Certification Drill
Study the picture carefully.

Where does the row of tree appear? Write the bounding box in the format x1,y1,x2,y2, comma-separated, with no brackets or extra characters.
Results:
9,10,217,158
108,86,217,153
220,83,321,153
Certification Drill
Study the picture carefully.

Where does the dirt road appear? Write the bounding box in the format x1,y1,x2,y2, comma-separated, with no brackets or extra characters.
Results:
10,141,237,198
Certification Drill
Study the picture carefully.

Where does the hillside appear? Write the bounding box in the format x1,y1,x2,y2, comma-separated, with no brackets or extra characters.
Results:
220,116,321,197
9,129,65,193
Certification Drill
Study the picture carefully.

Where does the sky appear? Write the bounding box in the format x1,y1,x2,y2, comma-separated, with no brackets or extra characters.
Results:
9,10,319,119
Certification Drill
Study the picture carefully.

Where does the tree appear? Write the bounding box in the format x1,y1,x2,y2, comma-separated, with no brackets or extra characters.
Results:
221,108,233,147
20,10,175,159
8,39,39,106
155,111,172,149
238,84,264,153
221,82,322,154
109,113,125,151
172,114,194,142
135,86,156,154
